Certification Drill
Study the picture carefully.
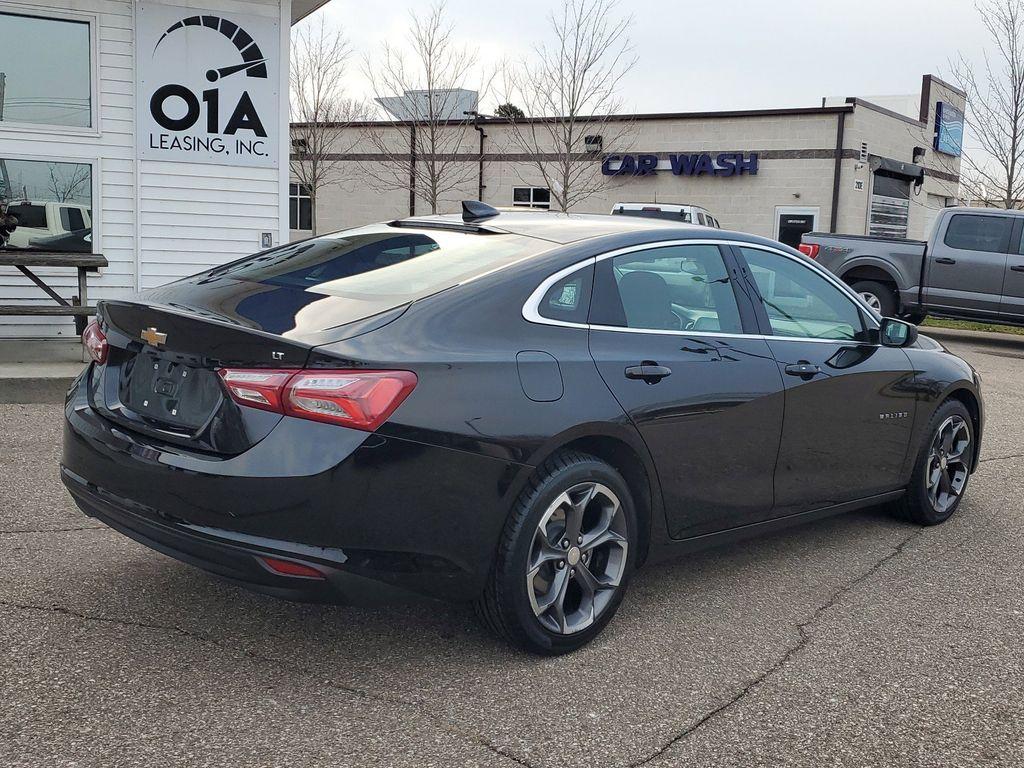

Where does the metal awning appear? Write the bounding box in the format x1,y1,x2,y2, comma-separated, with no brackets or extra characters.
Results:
291,0,331,24
869,155,925,181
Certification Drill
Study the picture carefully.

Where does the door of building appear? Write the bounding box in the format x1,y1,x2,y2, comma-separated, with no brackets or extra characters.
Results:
774,207,820,249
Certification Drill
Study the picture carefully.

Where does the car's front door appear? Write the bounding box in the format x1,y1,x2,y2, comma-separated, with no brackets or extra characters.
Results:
735,245,918,516
924,212,1012,316
587,242,786,539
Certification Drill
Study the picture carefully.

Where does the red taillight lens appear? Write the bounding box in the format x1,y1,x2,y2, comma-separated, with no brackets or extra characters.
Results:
82,319,108,364
218,368,417,431
284,370,417,431
798,243,820,259
258,556,325,579
218,369,293,413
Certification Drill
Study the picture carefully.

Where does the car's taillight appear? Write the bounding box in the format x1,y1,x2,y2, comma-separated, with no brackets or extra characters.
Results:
798,243,820,259
257,556,325,580
218,369,293,412
82,319,108,364
218,368,417,431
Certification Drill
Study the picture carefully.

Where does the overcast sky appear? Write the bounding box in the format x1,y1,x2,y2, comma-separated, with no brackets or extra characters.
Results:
311,0,988,114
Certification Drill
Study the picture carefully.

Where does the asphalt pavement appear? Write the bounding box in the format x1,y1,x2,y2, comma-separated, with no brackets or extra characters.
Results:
1,329,1022,767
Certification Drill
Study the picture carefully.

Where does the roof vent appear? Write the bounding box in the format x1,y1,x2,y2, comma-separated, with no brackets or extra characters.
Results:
462,200,500,221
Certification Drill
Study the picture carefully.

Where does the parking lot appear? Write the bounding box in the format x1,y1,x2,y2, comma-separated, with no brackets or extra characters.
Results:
1,328,1022,767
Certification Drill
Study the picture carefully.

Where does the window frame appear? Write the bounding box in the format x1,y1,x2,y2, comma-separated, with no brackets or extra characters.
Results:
289,183,313,231
0,5,100,137
0,151,101,255
512,186,551,210
523,239,880,343
730,243,876,342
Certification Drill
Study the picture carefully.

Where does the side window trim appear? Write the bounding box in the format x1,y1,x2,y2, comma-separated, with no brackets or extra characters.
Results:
522,239,879,341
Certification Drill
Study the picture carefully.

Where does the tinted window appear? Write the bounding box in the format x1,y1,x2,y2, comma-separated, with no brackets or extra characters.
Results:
0,12,92,128
7,203,46,229
740,247,865,340
697,212,707,225
207,226,549,304
944,214,1013,253
613,207,689,222
60,207,85,231
538,264,593,324
592,244,743,333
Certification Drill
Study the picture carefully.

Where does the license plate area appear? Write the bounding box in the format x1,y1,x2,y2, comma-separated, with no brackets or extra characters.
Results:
121,353,222,431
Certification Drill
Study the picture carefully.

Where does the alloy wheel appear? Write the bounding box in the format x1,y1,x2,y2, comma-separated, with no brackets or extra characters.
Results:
926,415,971,514
526,482,628,635
859,291,883,312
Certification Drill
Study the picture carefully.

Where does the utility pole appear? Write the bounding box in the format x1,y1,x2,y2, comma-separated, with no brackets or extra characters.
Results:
0,72,6,121
0,73,10,205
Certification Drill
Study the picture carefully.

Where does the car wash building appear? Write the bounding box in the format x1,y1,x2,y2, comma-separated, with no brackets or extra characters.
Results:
296,74,964,249
0,0,330,344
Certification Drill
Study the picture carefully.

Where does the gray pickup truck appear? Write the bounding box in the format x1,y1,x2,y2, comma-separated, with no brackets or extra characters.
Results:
800,206,1024,326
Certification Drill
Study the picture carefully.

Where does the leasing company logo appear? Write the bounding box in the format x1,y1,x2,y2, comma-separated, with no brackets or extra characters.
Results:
138,6,279,167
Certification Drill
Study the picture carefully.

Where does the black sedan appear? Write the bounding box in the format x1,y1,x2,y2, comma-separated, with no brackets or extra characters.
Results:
62,203,983,654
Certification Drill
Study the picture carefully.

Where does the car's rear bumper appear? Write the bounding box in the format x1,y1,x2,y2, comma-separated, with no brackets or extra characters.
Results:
61,369,526,604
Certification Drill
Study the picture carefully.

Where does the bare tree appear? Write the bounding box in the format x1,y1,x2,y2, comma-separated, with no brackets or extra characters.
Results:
290,16,368,234
950,0,1024,208
47,164,90,202
362,3,484,215
500,0,635,212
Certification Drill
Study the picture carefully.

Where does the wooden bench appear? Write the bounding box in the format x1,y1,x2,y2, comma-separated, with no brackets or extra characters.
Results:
0,251,109,334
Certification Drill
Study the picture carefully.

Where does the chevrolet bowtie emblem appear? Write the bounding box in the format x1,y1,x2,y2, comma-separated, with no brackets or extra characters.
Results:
141,327,167,347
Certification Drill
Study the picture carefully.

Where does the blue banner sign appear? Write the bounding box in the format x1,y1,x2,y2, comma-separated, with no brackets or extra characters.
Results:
602,152,759,177
933,102,964,157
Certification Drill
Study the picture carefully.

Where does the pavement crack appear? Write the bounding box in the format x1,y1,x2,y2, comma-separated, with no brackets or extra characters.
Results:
979,452,1024,463
0,599,537,768
626,528,925,768
0,525,107,534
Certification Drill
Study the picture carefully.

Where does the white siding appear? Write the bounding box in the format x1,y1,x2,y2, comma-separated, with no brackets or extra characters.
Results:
0,0,136,339
0,0,289,338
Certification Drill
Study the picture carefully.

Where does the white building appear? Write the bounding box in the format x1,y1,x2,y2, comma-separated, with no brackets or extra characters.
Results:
0,0,329,342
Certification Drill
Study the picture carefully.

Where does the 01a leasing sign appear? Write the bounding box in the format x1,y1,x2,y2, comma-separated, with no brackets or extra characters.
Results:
137,3,279,168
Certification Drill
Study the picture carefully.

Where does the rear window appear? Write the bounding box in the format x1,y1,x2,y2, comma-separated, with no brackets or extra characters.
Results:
7,203,46,229
207,226,550,303
613,207,689,222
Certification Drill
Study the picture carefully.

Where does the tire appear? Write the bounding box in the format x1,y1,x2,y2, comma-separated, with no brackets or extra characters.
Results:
476,451,637,655
850,280,898,317
894,399,975,525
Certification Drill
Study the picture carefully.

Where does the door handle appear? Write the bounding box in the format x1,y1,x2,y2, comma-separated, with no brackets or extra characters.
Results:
935,257,957,265
784,362,821,378
625,363,673,384
1011,265,1024,273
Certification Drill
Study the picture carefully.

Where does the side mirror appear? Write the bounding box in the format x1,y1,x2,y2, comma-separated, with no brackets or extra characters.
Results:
880,317,919,348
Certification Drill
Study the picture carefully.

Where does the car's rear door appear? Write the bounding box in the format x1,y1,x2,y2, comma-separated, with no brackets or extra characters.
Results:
999,220,1024,321
586,241,786,539
924,212,1012,316
733,244,917,516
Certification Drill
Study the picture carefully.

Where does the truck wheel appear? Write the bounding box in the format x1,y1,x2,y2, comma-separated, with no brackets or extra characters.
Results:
850,280,897,317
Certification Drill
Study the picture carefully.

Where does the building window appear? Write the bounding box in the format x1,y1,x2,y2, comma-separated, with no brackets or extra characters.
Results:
1,157,93,253
513,187,551,210
0,12,93,129
290,183,312,231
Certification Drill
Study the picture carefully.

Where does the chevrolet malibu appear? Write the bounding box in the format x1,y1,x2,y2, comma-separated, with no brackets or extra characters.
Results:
62,203,983,654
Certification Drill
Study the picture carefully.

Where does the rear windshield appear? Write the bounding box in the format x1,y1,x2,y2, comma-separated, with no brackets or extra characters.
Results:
206,226,550,301
613,207,690,222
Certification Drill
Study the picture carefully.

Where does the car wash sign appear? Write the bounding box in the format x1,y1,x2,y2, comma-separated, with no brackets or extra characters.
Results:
137,3,279,167
602,153,758,177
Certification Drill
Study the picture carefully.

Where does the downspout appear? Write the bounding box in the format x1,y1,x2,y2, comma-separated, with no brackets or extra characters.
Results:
409,123,416,217
474,120,486,200
829,110,846,233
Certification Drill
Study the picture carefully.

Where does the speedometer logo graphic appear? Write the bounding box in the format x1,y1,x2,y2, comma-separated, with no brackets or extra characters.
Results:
155,15,268,82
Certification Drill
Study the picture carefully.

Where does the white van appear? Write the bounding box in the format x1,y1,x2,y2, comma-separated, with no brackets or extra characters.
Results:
610,202,721,228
